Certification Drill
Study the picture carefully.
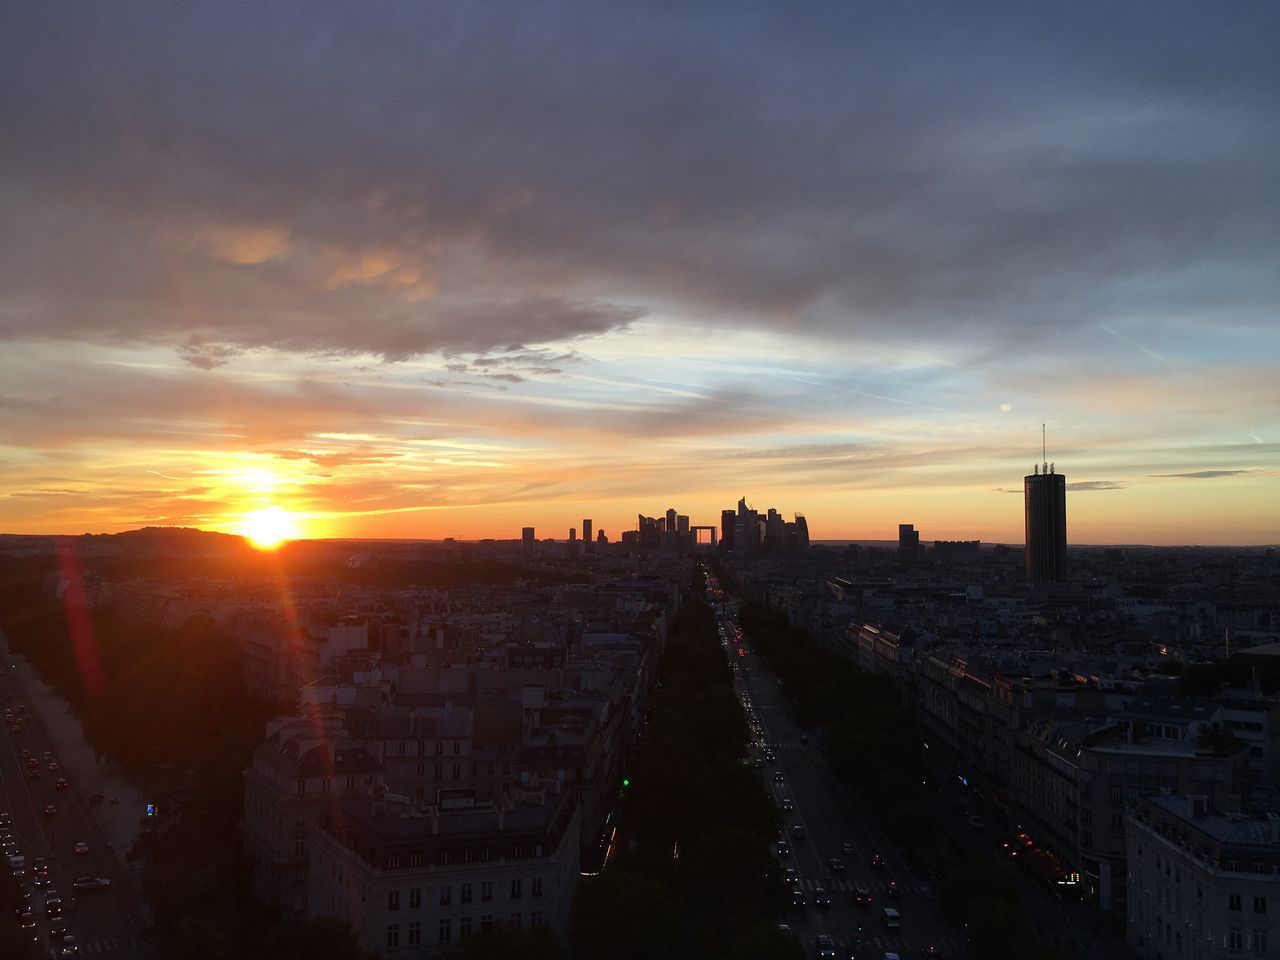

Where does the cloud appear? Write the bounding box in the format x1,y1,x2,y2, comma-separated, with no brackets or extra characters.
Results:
1149,469,1255,480
1067,480,1127,491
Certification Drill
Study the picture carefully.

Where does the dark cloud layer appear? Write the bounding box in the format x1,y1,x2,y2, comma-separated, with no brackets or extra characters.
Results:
2,2,1278,363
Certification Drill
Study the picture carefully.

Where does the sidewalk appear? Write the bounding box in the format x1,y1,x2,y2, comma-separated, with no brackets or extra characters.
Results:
1,634,153,923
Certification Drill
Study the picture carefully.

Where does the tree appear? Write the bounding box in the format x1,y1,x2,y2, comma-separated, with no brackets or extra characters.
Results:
258,918,376,960
572,870,681,960
446,923,562,960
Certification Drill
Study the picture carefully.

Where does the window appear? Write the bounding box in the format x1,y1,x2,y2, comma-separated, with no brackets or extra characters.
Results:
409,854,422,868
452,763,460,779
409,888,421,909
436,741,443,755
461,883,473,905
408,921,421,947
296,779,306,795
453,740,461,755
1228,927,1243,950
388,890,400,911
434,763,443,779
416,763,425,776
387,855,401,870
531,877,543,898
1254,897,1267,914
1109,785,1123,804
1110,812,1124,830
530,910,543,927
509,912,522,929
294,836,305,857
481,881,493,902
480,915,493,932
440,884,452,906
1252,929,1268,954
345,776,355,791
397,741,405,756
460,916,472,937
510,878,522,899
386,924,400,949
1230,894,1243,911
417,740,425,755
438,918,452,944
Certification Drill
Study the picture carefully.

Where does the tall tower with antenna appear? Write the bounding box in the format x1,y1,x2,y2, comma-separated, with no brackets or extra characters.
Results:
1025,424,1067,583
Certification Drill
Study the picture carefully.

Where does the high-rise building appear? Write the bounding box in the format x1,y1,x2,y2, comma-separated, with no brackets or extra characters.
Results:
720,509,736,551
676,514,689,535
666,508,677,533
582,519,592,544
568,527,576,542
521,527,535,555
1024,462,1067,583
898,523,920,564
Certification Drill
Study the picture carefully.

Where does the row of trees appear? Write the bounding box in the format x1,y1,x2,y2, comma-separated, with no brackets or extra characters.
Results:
568,593,803,960
736,601,925,838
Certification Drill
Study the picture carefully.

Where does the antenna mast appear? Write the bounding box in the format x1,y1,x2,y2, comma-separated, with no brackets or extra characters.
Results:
1042,423,1047,472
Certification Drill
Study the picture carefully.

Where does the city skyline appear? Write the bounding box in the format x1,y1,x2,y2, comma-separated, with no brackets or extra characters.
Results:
2,4,1278,546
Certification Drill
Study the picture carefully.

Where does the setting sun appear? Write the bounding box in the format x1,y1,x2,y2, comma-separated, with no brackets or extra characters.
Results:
238,506,301,550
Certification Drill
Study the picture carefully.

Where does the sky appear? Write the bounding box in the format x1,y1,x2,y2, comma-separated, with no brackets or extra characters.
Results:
1,2,1278,546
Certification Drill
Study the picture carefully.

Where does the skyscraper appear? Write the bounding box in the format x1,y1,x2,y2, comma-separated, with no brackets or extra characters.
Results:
897,523,920,564
666,507,677,532
1025,462,1067,583
582,519,592,544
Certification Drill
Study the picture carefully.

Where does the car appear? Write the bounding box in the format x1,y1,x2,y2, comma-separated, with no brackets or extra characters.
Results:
777,841,791,857
72,877,111,891
784,866,799,884
754,757,765,768
18,909,37,930
58,934,80,957
43,752,53,761
841,840,855,853
28,767,41,780
19,749,30,760
813,887,831,908
73,842,90,856
920,949,942,959
0,812,10,827
792,824,805,839
56,777,69,790
800,733,809,744
887,880,901,899
765,752,776,763
43,804,57,817
828,857,845,872
33,857,49,876
48,761,59,771
965,814,985,829
1,839,16,856
815,934,837,959
31,873,52,889
9,723,21,733
870,853,885,870
45,896,64,917
781,798,793,811
854,881,873,907
791,887,807,909
49,922,69,943
773,772,785,783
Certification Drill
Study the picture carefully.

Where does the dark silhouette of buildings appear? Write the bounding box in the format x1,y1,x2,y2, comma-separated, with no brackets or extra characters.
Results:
1025,462,1067,583
898,523,921,565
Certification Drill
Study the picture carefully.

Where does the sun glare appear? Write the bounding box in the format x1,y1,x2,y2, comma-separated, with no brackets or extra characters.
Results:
238,506,301,550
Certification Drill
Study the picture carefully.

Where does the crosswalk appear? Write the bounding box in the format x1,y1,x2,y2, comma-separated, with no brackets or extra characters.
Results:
78,936,145,955
849,933,966,954
794,876,929,896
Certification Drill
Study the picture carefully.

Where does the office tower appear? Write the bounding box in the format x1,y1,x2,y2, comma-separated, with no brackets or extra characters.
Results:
676,514,689,535
582,519,592,544
721,509,736,551
793,514,809,549
666,507,677,532
522,527,535,556
596,530,607,545
568,528,576,542
1025,461,1067,583
898,523,920,564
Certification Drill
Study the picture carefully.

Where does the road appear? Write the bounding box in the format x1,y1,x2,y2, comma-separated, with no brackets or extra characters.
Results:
711,584,963,960
2,635,151,958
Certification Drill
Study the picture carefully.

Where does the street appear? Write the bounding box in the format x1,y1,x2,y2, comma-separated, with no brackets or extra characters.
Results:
713,588,964,960
2,633,152,958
